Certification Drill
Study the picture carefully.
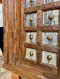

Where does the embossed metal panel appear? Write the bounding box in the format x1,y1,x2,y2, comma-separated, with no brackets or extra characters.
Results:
26,13,37,26
42,51,57,66
26,0,37,8
43,10,59,25
44,0,59,3
42,32,58,46
26,32,36,44
26,48,37,61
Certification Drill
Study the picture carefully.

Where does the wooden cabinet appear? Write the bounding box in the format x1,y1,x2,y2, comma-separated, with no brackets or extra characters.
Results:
3,0,60,79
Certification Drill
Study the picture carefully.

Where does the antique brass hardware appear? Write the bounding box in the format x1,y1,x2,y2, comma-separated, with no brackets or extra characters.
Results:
29,51,34,56
29,34,33,41
29,17,33,26
47,55,52,61
47,35,53,41
48,14,54,25
48,14,54,20
29,17,33,21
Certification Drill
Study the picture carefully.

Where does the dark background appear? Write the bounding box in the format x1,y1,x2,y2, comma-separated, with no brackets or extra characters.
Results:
0,27,3,52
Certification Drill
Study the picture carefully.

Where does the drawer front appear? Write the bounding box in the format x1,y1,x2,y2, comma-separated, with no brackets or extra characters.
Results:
42,51,57,66
43,10,59,25
26,32,37,44
26,13,37,27
26,48,37,61
44,0,59,4
26,0,37,8
42,32,58,46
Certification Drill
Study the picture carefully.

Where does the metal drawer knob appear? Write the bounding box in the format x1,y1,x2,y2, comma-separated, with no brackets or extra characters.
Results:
48,14,54,20
29,51,34,56
29,17,33,26
47,55,52,61
30,17,33,21
48,14,54,25
47,35,53,41
29,34,33,40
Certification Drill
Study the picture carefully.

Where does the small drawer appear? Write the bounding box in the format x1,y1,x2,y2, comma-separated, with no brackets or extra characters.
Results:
26,0,37,8
43,10,59,25
26,13,37,27
44,0,59,4
26,32,37,44
25,48,37,61
42,51,57,66
42,32,58,46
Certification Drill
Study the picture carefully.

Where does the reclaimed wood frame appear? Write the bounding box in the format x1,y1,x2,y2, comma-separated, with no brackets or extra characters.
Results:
3,0,60,79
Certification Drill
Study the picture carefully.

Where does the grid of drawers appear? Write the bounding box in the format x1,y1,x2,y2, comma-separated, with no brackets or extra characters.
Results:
23,0,60,76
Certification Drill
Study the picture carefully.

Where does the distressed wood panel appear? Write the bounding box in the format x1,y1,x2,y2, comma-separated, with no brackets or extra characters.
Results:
3,0,60,79
3,0,22,67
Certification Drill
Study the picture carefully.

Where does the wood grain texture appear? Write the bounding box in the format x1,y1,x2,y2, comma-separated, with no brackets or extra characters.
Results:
3,0,60,79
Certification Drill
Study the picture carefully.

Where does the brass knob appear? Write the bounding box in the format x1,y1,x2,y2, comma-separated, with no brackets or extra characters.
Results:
47,35,53,41
29,17,33,21
47,55,52,61
29,17,33,26
48,14,54,20
29,51,34,56
29,34,33,40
